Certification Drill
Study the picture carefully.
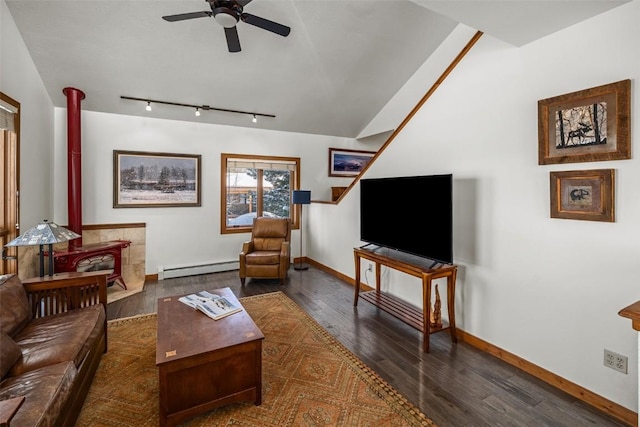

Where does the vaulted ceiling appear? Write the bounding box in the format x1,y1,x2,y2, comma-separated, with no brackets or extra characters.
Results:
5,0,629,138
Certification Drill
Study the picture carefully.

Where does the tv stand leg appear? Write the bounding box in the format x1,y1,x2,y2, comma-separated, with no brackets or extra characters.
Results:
423,277,432,353
447,270,458,343
353,252,361,306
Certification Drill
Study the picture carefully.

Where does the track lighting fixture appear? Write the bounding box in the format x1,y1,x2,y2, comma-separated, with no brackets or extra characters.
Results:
121,96,275,121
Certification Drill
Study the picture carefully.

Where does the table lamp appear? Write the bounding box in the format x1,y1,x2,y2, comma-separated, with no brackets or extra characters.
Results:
4,220,81,277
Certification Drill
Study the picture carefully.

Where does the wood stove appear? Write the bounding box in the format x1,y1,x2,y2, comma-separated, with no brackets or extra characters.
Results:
54,240,130,288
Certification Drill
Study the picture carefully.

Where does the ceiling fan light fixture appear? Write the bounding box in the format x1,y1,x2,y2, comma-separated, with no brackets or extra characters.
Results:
213,7,239,28
145,102,152,112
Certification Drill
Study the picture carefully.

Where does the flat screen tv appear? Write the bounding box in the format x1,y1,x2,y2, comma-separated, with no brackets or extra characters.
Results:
359,174,453,264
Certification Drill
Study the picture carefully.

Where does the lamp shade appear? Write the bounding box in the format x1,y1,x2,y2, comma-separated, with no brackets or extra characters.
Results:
292,190,311,205
5,220,81,247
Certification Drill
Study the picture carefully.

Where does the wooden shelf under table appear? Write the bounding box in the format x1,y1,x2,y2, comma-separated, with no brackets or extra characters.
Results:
359,290,450,334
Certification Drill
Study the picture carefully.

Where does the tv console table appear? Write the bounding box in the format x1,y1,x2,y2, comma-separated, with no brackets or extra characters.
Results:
353,245,458,353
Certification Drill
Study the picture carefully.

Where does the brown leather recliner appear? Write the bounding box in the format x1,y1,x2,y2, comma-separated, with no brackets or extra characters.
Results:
239,217,291,286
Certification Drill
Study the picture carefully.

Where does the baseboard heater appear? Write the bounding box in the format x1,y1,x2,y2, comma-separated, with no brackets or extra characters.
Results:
158,260,239,280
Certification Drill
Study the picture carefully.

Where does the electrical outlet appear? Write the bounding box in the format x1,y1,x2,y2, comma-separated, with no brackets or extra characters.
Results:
604,349,628,374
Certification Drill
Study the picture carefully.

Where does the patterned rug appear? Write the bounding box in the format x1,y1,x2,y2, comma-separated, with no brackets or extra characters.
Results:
77,291,435,426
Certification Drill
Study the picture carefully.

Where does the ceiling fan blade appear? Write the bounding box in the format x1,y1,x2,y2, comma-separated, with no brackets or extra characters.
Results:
162,11,212,22
241,13,290,37
224,26,241,53
236,0,253,6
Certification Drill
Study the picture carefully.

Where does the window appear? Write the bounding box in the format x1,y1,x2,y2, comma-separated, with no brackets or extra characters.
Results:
221,153,300,233
0,93,20,275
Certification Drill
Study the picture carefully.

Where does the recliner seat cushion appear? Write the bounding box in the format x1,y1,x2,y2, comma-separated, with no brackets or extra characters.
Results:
0,274,32,337
245,250,281,265
8,304,105,377
0,361,77,427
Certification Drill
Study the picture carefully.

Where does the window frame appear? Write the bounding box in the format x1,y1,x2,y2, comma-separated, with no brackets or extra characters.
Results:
221,153,301,234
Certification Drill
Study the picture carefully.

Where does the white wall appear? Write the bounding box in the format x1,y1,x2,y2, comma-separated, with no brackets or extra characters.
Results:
51,109,359,274
1,0,54,228
308,0,640,411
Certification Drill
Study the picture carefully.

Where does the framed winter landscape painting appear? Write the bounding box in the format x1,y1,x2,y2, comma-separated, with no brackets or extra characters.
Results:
538,80,630,165
113,150,201,208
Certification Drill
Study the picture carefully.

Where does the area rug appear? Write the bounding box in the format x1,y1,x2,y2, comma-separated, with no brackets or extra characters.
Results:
76,291,435,426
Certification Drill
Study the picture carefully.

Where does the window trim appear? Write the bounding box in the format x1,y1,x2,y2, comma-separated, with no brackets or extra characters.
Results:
221,153,301,234
0,92,20,275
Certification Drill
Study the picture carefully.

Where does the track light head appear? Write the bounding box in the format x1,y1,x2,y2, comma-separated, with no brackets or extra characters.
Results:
145,102,152,111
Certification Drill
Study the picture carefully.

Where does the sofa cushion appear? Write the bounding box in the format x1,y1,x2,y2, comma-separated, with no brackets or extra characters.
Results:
0,361,77,427
8,304,105,377
0,332,22,379
0,274,32,338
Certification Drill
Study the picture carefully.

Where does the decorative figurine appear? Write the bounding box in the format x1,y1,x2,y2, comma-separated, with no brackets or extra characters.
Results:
430,284,442,328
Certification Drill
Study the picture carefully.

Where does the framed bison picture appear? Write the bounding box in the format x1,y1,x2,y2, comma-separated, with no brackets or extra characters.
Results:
549,169,614,222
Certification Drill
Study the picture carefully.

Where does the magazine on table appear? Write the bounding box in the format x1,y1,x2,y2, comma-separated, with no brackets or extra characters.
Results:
178,290,243,320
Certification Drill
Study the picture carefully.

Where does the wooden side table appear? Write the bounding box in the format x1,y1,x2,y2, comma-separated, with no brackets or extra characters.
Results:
353,245,458,353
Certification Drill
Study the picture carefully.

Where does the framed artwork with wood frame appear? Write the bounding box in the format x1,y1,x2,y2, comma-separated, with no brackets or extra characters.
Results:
328,148,376,177
538,79,630,165
113,150,201,208
550,169,614,222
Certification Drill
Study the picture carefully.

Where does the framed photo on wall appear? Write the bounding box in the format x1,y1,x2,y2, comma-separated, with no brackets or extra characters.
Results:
328,148,376,177
113,150,201,208
549,169,614,222
538,80,630,165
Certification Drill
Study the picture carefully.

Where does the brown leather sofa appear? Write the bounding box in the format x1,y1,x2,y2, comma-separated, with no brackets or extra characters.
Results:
239,217,291,285
0,271,108,427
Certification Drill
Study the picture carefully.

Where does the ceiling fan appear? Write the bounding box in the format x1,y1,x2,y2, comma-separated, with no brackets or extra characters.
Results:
162,0,291,53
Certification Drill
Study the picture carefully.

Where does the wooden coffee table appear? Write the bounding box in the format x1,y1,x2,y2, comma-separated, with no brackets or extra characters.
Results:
156,287,265,427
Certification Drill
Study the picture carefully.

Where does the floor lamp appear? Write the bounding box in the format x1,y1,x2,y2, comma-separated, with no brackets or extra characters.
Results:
292,190,311,271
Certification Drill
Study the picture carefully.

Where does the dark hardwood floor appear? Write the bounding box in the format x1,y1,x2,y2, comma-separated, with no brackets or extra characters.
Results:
107,266,628,426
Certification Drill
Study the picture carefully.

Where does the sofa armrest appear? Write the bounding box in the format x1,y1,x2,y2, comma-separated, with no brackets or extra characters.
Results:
22,271,108,319
0,396,25,427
